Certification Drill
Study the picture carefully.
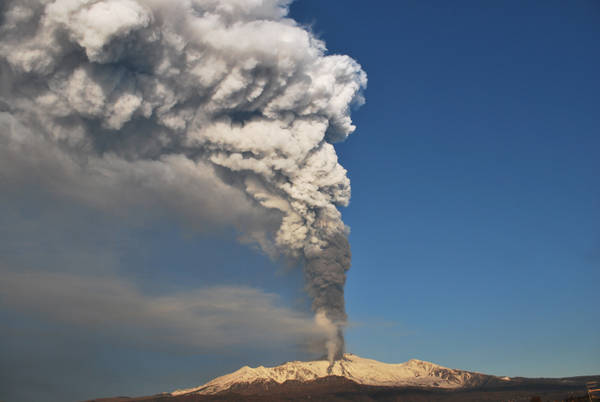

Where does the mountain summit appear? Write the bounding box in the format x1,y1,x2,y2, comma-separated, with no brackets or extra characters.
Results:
87,354,599,401
172,353,501,396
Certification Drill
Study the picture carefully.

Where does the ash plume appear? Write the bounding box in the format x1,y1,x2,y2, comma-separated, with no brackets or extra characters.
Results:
0,0,366,360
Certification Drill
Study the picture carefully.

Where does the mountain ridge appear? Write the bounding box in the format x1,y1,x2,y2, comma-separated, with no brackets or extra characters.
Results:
171,353,505,396
86,354,599,401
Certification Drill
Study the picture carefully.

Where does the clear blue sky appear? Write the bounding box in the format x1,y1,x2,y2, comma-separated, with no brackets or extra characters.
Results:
289,0,600,376
1,1,599,401
104,0,600,379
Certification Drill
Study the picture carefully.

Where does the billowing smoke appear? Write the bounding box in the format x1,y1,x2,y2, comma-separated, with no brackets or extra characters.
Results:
0,0,366,360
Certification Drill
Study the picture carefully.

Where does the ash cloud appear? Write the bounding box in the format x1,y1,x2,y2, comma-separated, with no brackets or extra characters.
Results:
0,0,366,359
0,265,324,350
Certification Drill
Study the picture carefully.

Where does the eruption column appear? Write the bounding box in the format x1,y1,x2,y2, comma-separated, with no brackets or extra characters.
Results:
0,0,366,360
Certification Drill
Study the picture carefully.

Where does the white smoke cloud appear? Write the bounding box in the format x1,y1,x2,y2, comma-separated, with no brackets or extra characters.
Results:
314,310,344,365
0,0,366,359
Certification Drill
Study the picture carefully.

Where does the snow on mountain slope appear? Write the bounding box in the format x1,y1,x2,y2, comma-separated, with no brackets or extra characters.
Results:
172,353,498,396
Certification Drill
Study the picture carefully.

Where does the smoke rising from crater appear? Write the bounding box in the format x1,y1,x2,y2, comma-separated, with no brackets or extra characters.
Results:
0,0,366,360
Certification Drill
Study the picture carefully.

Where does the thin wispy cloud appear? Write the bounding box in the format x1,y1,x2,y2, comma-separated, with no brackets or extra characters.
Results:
0,266,325,350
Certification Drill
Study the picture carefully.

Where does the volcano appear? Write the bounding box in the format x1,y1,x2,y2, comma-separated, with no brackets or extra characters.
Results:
89,354,598,401
172,353,498,395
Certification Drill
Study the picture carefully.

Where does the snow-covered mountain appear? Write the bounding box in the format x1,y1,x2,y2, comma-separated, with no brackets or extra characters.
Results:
88,355,598,401
172,353,506,396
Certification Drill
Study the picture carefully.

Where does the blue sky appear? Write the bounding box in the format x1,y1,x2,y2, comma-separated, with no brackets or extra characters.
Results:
1,1,599,401
289,0,600,376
